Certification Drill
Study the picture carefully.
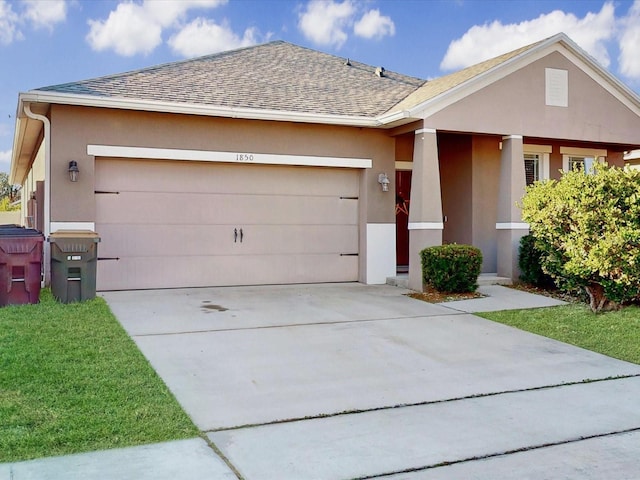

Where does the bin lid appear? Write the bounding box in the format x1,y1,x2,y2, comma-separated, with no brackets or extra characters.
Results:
49,230,101,242
0,227,43,237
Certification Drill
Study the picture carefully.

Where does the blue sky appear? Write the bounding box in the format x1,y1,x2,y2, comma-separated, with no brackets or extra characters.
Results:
1,0,640,173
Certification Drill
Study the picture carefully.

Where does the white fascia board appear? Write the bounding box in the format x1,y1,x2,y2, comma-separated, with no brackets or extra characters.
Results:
377,109,412,125
20,91,382,128
88,145,372,169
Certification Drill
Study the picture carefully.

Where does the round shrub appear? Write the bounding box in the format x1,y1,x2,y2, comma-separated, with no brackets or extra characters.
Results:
521,164,640,312
420,244,483,293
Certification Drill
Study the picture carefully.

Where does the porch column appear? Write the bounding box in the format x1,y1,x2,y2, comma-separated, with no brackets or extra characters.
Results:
408,128,443,291
496,135,528,280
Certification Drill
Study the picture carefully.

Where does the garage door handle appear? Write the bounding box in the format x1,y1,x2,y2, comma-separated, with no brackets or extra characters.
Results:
234,228,238,243
240,228,244,243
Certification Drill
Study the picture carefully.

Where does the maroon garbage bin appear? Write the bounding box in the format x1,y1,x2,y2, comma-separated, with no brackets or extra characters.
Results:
0,227,44,306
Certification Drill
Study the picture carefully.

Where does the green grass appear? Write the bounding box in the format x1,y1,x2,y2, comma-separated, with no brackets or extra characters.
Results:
0,290,198,463
478,304,640,365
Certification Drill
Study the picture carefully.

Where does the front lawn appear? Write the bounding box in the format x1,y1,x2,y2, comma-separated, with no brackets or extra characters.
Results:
0,290,198,463
478,304,640,365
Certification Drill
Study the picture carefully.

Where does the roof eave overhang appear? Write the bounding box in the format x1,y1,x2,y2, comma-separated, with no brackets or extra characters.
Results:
18,90,384,128
10,95,49,185
376,109,419,128
10,91,388,184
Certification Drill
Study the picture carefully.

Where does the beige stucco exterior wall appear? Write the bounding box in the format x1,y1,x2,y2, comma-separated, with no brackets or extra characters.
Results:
471,135,501,273
49,105,395,224
394,133,414,162
438,133,501,273
424,52,640,146
439,133,472,246
48,105,397,283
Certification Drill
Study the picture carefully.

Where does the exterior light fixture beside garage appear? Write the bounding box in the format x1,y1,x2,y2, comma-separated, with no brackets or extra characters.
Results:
68,161,79,182
378,173,390,192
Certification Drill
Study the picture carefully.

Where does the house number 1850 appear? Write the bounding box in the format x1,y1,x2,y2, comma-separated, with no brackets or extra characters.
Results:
235,153,254,162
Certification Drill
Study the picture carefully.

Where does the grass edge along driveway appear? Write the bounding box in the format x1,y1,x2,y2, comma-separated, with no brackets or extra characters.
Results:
478,304,640,365
0,290,198,463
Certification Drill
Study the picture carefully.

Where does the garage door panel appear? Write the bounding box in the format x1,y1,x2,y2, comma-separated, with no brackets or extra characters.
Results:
96,224,358,257
97,192,358,226
97,254,358,291
96,159,359,197
95,159,361,290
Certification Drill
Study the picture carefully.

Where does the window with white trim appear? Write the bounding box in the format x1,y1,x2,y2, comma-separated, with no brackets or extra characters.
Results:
567,156,591,172
523,145,550,185
524,153,541,185
561,147,606,173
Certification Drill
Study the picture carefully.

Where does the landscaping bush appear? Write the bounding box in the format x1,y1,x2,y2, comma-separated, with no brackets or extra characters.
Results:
518,234,555,288
521,164,640,312
420,244,482,293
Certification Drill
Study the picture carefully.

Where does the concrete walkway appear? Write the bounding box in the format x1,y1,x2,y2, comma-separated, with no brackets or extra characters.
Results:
3,283,639,479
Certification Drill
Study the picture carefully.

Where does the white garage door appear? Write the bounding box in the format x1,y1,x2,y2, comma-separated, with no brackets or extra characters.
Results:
95,158,360,290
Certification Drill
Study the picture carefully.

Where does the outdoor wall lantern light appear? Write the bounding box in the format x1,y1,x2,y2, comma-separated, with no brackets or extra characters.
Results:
68,161,79,182
378,173,390,192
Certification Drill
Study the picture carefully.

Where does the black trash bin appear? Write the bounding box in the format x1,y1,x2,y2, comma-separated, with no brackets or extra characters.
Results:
49,230,100,303
0,226,44,306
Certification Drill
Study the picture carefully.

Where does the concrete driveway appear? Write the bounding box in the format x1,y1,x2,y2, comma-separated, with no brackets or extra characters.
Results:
100,283,640,479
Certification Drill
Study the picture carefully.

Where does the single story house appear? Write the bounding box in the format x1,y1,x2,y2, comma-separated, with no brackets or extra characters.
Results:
10,33,640,291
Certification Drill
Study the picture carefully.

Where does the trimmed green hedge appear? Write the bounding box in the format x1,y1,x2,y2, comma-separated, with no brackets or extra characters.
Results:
420,244,483,293
518,234,554,288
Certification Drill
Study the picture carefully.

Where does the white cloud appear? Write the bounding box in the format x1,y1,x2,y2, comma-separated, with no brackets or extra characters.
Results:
440,2,616,71
298,0,356,49
0,0,23,45
86,0,227,56
619,0,640,79
0,149,12,167
143,0,227,28
22,0,67,31
168,18,257,57
86,2,162,56
354,8,394,39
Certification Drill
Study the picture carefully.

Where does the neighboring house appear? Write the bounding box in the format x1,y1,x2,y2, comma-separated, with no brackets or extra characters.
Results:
10,33,640,292
625,150,640,169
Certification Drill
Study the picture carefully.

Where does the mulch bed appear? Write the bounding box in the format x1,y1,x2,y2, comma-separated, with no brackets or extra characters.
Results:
507,283,582,303
408,283,581,304
407,285,484,303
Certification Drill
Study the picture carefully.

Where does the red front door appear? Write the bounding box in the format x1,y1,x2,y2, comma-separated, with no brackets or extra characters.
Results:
395,171,411,272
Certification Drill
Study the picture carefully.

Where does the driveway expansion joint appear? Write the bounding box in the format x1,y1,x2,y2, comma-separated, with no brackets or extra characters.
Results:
198,433,245,480
351,427,640,480
205,374,640,433
131,313,458,337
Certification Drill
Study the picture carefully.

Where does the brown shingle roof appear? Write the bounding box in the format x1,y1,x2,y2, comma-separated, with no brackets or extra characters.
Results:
37,41,425,118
